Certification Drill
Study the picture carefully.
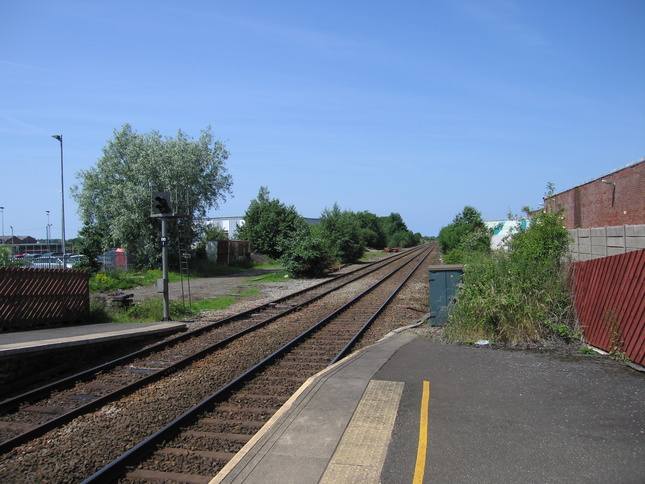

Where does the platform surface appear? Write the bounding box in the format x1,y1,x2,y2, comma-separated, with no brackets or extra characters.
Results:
212,331,645,484
0,322,186,356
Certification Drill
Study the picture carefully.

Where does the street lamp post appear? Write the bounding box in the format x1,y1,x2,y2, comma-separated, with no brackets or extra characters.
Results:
52,135,66,263
46,210,51,249
0,206,4,240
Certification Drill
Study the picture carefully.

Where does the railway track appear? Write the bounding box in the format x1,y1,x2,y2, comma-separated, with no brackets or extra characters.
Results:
0,244,436,483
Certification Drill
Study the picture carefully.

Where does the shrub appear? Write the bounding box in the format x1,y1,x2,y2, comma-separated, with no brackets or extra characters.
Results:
444,204,576,345
318,204,364,264
280,230,333,277
438,206,490,263
237,187,307,259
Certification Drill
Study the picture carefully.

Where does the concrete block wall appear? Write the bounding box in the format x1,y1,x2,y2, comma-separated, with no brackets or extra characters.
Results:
569,224,645,262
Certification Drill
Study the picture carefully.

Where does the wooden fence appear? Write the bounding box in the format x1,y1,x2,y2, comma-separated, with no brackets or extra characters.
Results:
572,249,645,365
206,240,251,265
0,267,90,332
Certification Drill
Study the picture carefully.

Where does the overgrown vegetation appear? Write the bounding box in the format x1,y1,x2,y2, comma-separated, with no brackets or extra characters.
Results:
442,197,577,345
437,206,491,264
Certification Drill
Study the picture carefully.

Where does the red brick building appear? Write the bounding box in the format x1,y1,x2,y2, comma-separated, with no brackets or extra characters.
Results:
545,158,644,229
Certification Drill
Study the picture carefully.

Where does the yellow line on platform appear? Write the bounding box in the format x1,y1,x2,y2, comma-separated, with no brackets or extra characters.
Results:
413,380,430,484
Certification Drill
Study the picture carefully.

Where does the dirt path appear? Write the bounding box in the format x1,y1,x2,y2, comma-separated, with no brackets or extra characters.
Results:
117,267,284,305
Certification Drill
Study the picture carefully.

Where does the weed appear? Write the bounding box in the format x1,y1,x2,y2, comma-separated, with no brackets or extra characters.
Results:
443,202,576,345
577,347,596,355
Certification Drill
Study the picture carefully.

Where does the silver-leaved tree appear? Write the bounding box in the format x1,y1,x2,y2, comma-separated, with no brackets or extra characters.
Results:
72,124,232,269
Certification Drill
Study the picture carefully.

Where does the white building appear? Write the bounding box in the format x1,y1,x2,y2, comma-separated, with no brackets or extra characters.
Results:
484,219,530,250
205,216,321,240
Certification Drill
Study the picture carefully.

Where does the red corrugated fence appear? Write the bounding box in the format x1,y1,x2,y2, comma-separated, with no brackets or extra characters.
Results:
572,249,645,365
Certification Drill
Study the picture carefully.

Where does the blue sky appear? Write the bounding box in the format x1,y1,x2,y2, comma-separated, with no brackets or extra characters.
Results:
1,0,643,241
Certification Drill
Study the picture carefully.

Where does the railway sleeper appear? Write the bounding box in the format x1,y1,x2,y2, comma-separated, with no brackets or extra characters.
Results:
183,430,254,443
20,404,72,415
126,467,214,484
210,405,276,420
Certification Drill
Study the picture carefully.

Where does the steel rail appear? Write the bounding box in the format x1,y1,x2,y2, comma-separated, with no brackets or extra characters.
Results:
0,247,426,455
330,245,433,364
80,245,433,484
0,247,419,411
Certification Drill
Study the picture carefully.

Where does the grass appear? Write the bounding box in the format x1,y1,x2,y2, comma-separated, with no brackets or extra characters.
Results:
246,269,289,283
361,251,387,261
93,287,264,324
89,259,260,294
88,260,278,324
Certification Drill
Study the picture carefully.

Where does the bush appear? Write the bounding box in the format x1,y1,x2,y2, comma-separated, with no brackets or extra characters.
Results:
280,230,333,277
237,187,307,259
444,205,576,344
318,204,365,264
438,206,490,263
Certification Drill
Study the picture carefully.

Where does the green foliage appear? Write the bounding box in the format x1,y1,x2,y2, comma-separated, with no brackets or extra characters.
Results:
380,212,420,248
445,199,576,345
204,226,228,241
237,187,307,260
0,245,14,267
577,347,596,355
318,203,365,264
438,206,487,254
355,211,387,249
72,124,232,269
74,223,106,273
280,228,333,277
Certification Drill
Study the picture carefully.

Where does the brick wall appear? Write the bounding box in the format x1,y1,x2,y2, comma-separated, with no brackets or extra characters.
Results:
546,160,644,229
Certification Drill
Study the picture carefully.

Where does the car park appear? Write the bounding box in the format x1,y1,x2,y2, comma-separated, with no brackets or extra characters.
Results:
29,256,67,269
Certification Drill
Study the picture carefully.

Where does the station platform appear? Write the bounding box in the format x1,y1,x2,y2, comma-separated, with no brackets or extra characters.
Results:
212,327,645,484
0,322,187,392
1,321,643,483
0,322,187,357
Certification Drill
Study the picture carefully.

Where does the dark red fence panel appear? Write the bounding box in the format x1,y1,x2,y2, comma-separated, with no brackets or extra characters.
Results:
0,267,91,332
216,240,251,265
572,249,645,365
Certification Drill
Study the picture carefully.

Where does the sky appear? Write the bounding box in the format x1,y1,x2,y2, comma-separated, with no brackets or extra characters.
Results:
1,0,643,241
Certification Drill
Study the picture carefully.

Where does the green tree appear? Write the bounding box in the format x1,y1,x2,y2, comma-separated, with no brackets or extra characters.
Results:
237,187,307,259
0,245,13,267
280,227,333,277
380,212,419,248
438,206,489,262
72,124,232,269
446,195,574,344
355,211,387,249
318,204,364,264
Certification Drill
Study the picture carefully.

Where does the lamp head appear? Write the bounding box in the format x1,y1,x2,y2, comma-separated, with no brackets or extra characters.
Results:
51,134,62,141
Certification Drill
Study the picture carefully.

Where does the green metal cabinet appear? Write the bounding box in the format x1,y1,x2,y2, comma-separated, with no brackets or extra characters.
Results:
428,265,463,326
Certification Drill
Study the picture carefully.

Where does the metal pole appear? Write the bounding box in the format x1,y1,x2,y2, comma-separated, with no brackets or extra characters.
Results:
52,135,66,264
161,217,170,321
1,207,4,239
46,210,50,248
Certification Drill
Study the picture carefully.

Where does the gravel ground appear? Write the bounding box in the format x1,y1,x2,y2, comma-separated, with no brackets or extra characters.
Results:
1,252,435,483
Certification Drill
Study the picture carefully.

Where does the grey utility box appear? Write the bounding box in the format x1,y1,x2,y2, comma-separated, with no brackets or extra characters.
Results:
428,265,464,326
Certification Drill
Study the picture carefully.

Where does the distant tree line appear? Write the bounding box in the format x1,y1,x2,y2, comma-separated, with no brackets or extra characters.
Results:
238,187,422,277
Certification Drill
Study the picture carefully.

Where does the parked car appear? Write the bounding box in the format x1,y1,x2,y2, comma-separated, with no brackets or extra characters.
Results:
29,256,67,269
67,254,88,268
